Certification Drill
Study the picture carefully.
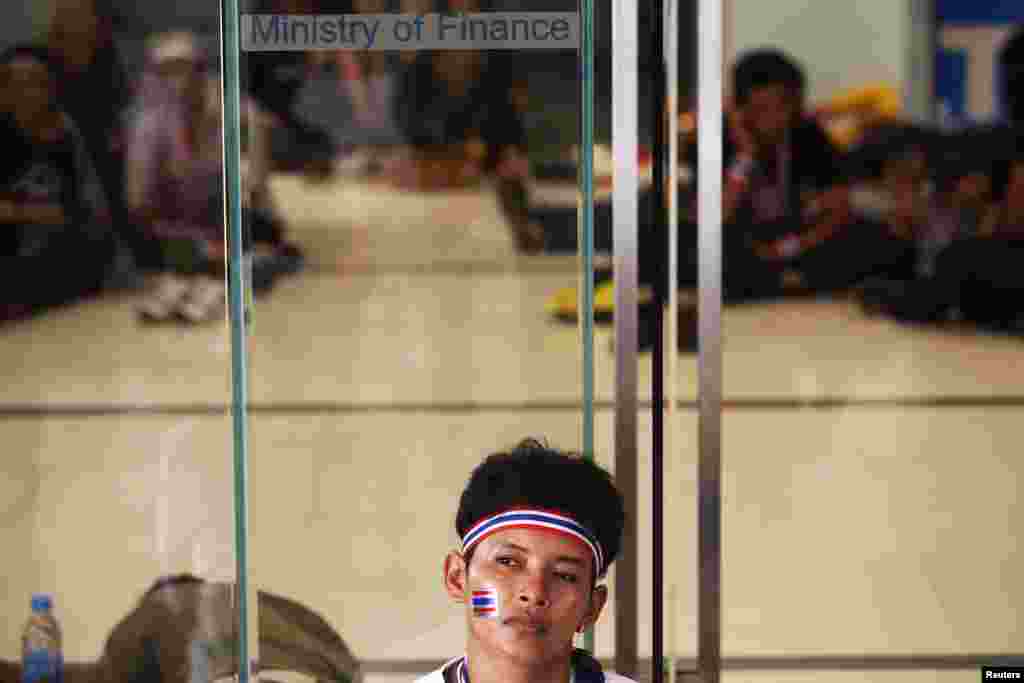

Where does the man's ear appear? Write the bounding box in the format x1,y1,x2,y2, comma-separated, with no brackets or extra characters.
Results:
580,584,608,631
444,551,468,602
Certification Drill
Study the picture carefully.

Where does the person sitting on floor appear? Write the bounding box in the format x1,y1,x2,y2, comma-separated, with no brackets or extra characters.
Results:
637,48,913,351
125,31,229,324
0,44,117,324
860,131,1024,333
243,0,338,178
126,31,299,325
392,32,540,252
48,0,139,276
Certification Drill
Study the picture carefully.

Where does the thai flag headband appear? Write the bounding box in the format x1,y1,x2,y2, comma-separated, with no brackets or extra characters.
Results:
460,508,606,578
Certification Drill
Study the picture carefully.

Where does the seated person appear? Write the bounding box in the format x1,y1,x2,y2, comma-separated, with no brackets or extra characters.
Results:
1000,26,1024,126
126,31,227,324
393,47,540,250
844,123,936,278
48,0,139,271
127,31,295,325
0,45,116,323
861,135,1024,332
416,438,635,683
638,48,913,351
242,0,336,176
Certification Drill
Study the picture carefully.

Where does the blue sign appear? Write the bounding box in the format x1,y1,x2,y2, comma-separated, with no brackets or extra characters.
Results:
934,0,1023,125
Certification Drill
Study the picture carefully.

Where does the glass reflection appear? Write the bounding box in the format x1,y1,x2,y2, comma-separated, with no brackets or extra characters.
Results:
1,0,237,680
664,5,1024,679
235,0,600,677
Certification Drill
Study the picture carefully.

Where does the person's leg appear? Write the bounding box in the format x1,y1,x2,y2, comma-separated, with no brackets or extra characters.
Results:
796,220,917,294
956,238,1024,329
5,225,114,317
873,237,980,325
720,219,788,304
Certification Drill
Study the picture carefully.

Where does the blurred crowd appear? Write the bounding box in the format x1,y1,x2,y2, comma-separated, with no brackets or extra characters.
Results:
1,0,1023,347
638,32,1024,351
0,0,535,327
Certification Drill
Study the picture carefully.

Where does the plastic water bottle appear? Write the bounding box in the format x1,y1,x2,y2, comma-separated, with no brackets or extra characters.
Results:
21,595,62,683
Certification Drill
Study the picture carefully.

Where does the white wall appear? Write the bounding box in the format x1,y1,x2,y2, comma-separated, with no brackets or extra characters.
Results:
728,0,912,105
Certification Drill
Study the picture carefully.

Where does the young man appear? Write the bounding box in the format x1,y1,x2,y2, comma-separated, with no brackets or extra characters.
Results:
416,439,635,683
861,136,1024,331
0,44,116,323
638,48,910,350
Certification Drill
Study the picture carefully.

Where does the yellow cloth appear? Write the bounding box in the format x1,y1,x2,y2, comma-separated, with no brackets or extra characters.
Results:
814,83,902,150
545,280,652,322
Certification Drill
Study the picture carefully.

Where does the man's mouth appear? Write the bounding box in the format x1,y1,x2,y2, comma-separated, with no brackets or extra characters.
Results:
503,616,549,634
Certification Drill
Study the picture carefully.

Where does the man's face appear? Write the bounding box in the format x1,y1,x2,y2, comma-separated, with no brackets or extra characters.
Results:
743,84,797,147
155,58,203,102
3,57,54,121
435,51,479,84
444,527,606,668
54,0,99,39
882,150,928,194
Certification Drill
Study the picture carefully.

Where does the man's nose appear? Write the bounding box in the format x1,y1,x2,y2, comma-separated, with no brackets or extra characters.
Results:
517,570,551,608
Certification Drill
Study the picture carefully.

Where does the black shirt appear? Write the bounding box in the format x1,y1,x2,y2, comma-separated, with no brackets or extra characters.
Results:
394,53,527,170
684,116,844,236
0,113,103,257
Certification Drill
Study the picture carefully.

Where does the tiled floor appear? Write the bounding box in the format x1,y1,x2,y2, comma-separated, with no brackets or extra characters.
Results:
1,174,1022,682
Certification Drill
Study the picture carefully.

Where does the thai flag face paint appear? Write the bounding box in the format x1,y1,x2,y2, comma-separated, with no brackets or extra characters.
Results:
471,587,499,619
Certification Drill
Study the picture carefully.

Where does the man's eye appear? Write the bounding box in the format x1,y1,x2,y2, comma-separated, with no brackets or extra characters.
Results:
557,573,579,583
496,556,518,567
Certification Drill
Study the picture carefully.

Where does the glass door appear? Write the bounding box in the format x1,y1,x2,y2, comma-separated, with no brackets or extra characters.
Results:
226,0,602,680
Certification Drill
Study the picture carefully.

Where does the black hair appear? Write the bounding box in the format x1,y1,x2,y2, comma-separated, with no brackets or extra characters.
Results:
0,44,64,81
1000,27,1024,124
732,48,806,106
455,438,625,584
842,123,936,182
143,573,205,598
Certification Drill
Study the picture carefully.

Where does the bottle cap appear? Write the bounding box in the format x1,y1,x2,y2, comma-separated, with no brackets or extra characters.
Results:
31,594,53,612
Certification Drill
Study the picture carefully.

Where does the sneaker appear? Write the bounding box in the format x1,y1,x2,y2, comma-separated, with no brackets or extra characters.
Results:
138,273,190,324
177,276,226,325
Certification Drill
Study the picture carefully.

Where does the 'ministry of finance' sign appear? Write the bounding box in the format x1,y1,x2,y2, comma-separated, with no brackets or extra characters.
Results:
241,13,579,51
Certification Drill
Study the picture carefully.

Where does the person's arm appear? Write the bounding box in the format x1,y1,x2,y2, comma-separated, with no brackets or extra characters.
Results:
795,183,852,252
722,104,756,223
680,109,752,224
334,52,372,123
68,116,110,229
485,78,530,179
980,203,1004,238
106,44,132,149
0,198,66,225
774,122,854,256
123,107,166,225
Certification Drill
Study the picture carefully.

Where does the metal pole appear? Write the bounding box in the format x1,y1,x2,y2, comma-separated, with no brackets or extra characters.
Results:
696,0,723,681
613,0,639,675
651,0,668,680
219,2,256,682
666,0,680,679
579,0,597,655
